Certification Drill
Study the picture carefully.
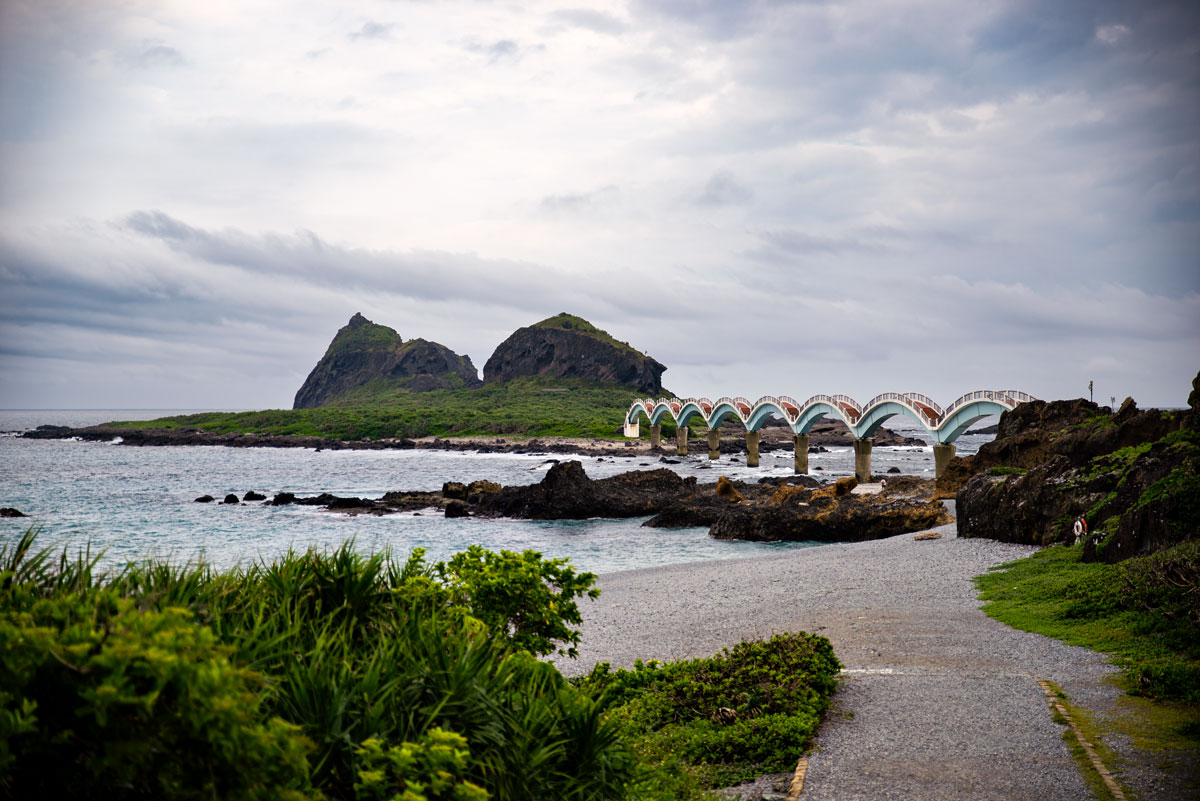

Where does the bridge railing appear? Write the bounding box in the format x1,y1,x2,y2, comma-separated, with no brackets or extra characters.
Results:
864,392,939,426
632,390,1036,431
943,389,1037,418
902,392,945,417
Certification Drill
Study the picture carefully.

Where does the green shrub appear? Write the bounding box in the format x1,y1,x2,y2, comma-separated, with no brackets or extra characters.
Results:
577,633,840,790
433,546,599,658
354,728,487,801
0,592,315,800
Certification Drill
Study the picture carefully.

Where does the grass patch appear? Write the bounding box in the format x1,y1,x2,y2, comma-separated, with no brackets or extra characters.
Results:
105,377,643,440
533,313,641,356
1040,680,1135,801
976,542,1200,727
988,465,1028,477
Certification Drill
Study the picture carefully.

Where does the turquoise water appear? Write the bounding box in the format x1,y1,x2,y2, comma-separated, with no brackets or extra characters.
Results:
0,410,993,575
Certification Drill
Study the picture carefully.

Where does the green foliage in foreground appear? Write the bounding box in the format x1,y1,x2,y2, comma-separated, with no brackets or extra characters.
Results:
0,529,841,801
107,377,641,440
0,530,617,800
575,634,842,795
976,540,1200,708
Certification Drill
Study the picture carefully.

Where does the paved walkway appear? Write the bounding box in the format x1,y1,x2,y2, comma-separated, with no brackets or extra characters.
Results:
557,513,1123,800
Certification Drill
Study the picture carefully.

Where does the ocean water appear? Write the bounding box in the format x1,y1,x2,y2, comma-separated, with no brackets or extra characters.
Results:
0,410,995,575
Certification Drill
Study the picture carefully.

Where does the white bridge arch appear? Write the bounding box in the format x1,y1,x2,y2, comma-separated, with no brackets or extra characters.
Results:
625,390,1035,445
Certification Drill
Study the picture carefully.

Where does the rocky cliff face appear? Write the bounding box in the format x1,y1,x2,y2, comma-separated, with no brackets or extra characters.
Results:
293,313,481,409
483,313,666,394
950,373,1199,562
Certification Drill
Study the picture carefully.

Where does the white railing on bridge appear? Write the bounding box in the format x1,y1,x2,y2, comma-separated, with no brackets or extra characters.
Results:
863,392,938,426
942,389,1037,418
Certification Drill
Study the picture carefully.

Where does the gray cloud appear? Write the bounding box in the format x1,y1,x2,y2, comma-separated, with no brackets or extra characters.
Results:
548,8,629,36
695,170,753,206
538,186,620,215
349,21,394,41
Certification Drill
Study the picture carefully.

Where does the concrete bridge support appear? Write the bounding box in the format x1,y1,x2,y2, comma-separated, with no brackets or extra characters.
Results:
676,426,689,456
707,429,721,460
934,443,956,479
649,425,661,450
793,434,810,474
746,431,760,468
853,438,873,483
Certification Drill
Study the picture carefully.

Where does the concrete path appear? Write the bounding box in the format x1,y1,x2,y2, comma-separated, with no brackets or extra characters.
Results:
556,512,1123,800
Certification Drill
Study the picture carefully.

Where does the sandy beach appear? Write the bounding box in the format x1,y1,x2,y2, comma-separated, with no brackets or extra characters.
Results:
553,505,1171,800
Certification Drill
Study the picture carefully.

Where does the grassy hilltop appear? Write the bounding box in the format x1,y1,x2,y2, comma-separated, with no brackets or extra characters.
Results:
108,377,644,440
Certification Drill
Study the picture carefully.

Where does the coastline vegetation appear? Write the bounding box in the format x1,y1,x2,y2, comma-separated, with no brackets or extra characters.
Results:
0,529,839,800
976,540,1200,730
106,377,646,441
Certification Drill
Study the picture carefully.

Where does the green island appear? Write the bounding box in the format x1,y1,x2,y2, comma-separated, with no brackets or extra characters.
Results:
107,377,644,440
0,530,838,800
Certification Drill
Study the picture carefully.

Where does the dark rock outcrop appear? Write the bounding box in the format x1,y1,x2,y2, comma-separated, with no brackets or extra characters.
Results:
472,461,695,519
952,378,1199,561
294,313,481,408
194,495,214,503
0,508,26,517
483,313,666,394
243,491,267,502
222,494,240,504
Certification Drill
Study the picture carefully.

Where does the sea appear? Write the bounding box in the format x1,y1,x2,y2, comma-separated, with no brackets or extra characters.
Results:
0,409,997,576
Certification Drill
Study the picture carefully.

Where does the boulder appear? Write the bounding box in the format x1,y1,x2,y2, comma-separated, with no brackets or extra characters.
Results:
194,495,214,503
270,492,297,505
473,461,695,520
222,494,240,504
445,500,470,518
0,508,26,517
442,481,468,500
243,491,267,501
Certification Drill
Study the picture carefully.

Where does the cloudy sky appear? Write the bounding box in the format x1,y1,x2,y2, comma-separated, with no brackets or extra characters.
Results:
1,0,1197,411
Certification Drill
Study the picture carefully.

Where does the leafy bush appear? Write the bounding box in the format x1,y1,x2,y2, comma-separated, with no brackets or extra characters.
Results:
0,591,315,800
355,728,487,801
576,633,840,790
433,546,599,657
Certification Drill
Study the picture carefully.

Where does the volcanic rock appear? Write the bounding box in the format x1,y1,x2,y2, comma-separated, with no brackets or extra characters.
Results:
444,500,470,518
952,379,1198,560
294,313,481,408
194,495,214,503
0,508,26,517
243,491,267,501
483,313,666,394
222,494,239,504
472,460,694,520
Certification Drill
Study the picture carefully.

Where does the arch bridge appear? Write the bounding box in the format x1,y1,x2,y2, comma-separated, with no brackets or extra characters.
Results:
623,389,1035,480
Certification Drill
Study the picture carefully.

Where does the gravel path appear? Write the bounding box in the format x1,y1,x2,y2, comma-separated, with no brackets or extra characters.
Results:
555,507,1121,800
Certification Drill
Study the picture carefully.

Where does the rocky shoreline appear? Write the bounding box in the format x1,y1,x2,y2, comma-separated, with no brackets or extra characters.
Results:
196,460,950,544
20,417,924,455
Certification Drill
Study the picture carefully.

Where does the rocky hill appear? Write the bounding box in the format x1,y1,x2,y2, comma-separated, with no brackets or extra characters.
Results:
483,313,666,394
293,313,481,409
945,370,1199,562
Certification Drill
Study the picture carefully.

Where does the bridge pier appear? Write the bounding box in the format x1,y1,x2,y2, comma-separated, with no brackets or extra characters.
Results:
649,425,661,450
853,438,873,482
746,431,760,468
793,434,809,474
676,426,689,456
707,429,721,460
934,443,956,478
